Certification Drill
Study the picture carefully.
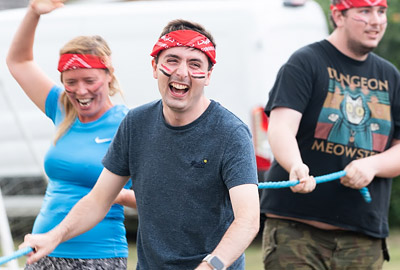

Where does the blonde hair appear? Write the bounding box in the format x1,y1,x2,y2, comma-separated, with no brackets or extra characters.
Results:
54,35,122,143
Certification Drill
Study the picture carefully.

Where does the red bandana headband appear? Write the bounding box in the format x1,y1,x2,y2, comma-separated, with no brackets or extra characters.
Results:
150,30,216,65
330,0,387,11
57,54,108,72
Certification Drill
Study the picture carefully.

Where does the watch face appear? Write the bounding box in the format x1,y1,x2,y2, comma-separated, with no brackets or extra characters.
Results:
210,256,224,270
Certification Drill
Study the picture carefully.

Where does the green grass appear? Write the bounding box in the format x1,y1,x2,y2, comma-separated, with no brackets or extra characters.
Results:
384,229,400,270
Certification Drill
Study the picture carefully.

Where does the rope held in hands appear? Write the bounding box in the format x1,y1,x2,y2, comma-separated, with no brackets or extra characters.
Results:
0,172,371,265
258,170,372,203
0,246,33,266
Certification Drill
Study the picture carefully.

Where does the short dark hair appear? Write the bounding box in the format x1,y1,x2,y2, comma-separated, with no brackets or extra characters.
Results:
155,19,216,70
329,0,348,29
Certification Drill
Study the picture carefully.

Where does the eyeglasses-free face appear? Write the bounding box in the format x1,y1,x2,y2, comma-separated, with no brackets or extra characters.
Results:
62,68,113,123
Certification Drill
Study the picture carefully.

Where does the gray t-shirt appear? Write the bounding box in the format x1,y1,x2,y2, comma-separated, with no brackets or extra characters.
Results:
103,100,258,269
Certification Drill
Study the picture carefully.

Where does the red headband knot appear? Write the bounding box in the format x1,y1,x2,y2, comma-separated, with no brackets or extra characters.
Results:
150,30,216,65
57,54,108,72
330,0,387,11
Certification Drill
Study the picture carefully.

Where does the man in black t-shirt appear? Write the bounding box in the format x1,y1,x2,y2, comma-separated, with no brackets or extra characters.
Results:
261,0,400,269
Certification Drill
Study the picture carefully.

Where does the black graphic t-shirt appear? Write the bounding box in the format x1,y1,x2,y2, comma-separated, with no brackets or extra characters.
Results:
260,40,400,238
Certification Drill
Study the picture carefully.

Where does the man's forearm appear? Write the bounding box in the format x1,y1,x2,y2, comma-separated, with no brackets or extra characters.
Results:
196,184,260,269
268,109,303,174
371,140,400,178
210,216,259,267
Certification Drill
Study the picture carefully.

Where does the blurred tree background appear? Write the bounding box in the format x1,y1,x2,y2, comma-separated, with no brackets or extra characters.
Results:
315,0,400,228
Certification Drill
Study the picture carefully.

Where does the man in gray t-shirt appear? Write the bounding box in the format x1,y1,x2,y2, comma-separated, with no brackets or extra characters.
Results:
21,19,260,270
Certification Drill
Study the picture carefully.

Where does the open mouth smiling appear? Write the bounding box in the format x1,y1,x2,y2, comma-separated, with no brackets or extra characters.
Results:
77,98,93,107
169,82,189,97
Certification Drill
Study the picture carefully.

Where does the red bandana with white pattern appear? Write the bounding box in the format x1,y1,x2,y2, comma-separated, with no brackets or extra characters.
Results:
150,30,216,65
330,0,387,11
58,54,108,72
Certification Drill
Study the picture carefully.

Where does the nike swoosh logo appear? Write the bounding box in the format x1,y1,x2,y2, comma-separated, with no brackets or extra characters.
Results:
95,137,113,144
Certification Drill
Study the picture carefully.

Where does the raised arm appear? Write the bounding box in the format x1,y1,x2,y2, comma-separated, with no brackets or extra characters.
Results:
196,183,260,269
19,168,130,264
6,0,64,113
268,107,316,193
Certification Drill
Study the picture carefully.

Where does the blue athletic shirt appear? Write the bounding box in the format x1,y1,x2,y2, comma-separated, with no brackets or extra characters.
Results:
32,85,131,258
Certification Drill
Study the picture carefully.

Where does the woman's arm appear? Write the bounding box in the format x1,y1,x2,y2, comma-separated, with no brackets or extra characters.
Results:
114,188,137,209
20,168,130,264
6,0,65,113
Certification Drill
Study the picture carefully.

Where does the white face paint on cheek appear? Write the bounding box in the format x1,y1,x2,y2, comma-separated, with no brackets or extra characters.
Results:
159,60,206,81
189,71,206,79
159,64,173,77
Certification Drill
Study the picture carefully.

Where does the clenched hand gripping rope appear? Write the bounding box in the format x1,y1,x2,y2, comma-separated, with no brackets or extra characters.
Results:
258,170,371,203
0,246,33,266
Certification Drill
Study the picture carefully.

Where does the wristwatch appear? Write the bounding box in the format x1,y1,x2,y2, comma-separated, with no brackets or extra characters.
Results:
202,254,226,270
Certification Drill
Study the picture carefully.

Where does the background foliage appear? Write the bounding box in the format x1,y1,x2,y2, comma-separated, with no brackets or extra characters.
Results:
315,0,400,228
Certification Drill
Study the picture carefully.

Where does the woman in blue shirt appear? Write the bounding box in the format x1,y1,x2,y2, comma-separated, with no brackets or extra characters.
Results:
6,0,135,269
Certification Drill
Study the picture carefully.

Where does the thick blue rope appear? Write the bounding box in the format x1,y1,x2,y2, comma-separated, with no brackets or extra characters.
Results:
0,172,372,265
0,246,33,266
258,170,371,203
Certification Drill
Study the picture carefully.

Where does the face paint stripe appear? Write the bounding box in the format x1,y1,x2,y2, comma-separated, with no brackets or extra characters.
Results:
351,16,368,25
351,15,387,26
160,64,172,72
159,63,207,79
65,86,73,93
91,80,104,92
190,71,206,79
64,79,104,93
159,68,171,77
191,75,206,79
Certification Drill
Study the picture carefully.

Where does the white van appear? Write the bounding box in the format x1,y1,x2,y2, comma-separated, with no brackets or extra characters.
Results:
0,0,328,193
